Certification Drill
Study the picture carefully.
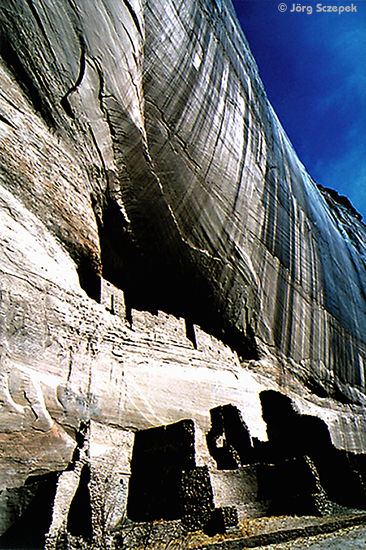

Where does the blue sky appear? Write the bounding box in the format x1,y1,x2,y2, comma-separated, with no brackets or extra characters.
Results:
231,0,366,219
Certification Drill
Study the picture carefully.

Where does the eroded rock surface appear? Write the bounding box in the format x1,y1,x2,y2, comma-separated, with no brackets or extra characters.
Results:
1,0,366,546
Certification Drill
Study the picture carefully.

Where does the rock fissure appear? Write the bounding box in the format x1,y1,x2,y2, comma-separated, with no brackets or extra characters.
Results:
123,0,144,39
60,36,86,119
23,390,39,422
0,113,16,129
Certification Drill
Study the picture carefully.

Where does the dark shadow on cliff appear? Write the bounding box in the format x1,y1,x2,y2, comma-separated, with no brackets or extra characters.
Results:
254,390,366,515
126,419,234,536
76,254,101,303
66,465,93,539
127,419,196,522
1,10,259,362
0,473,58,549
206,404,253,469
95,192,259,361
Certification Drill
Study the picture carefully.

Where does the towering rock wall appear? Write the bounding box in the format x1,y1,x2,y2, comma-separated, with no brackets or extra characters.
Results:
139,0,366,400
1,0,366,545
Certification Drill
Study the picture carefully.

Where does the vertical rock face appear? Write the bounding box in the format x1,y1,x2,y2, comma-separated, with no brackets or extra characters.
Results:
1,0,366,544
138,0,366,397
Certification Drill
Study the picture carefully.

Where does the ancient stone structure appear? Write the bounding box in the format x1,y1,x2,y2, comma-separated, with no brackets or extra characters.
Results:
0,0,366,547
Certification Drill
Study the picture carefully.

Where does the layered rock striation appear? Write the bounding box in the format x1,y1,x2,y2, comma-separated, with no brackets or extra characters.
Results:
1,0,366,546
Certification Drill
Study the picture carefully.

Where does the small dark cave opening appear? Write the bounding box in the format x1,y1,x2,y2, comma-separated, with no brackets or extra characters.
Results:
0,472,58,549
76,257,101,303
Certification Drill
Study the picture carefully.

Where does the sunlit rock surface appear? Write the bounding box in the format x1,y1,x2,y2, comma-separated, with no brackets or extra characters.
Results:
1,0,366,545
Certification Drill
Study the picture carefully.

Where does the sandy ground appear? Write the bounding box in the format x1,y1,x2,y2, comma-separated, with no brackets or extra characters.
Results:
255,524,366,549
174,512,366,550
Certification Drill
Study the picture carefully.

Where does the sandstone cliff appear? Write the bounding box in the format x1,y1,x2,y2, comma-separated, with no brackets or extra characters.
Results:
0,0,366,546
